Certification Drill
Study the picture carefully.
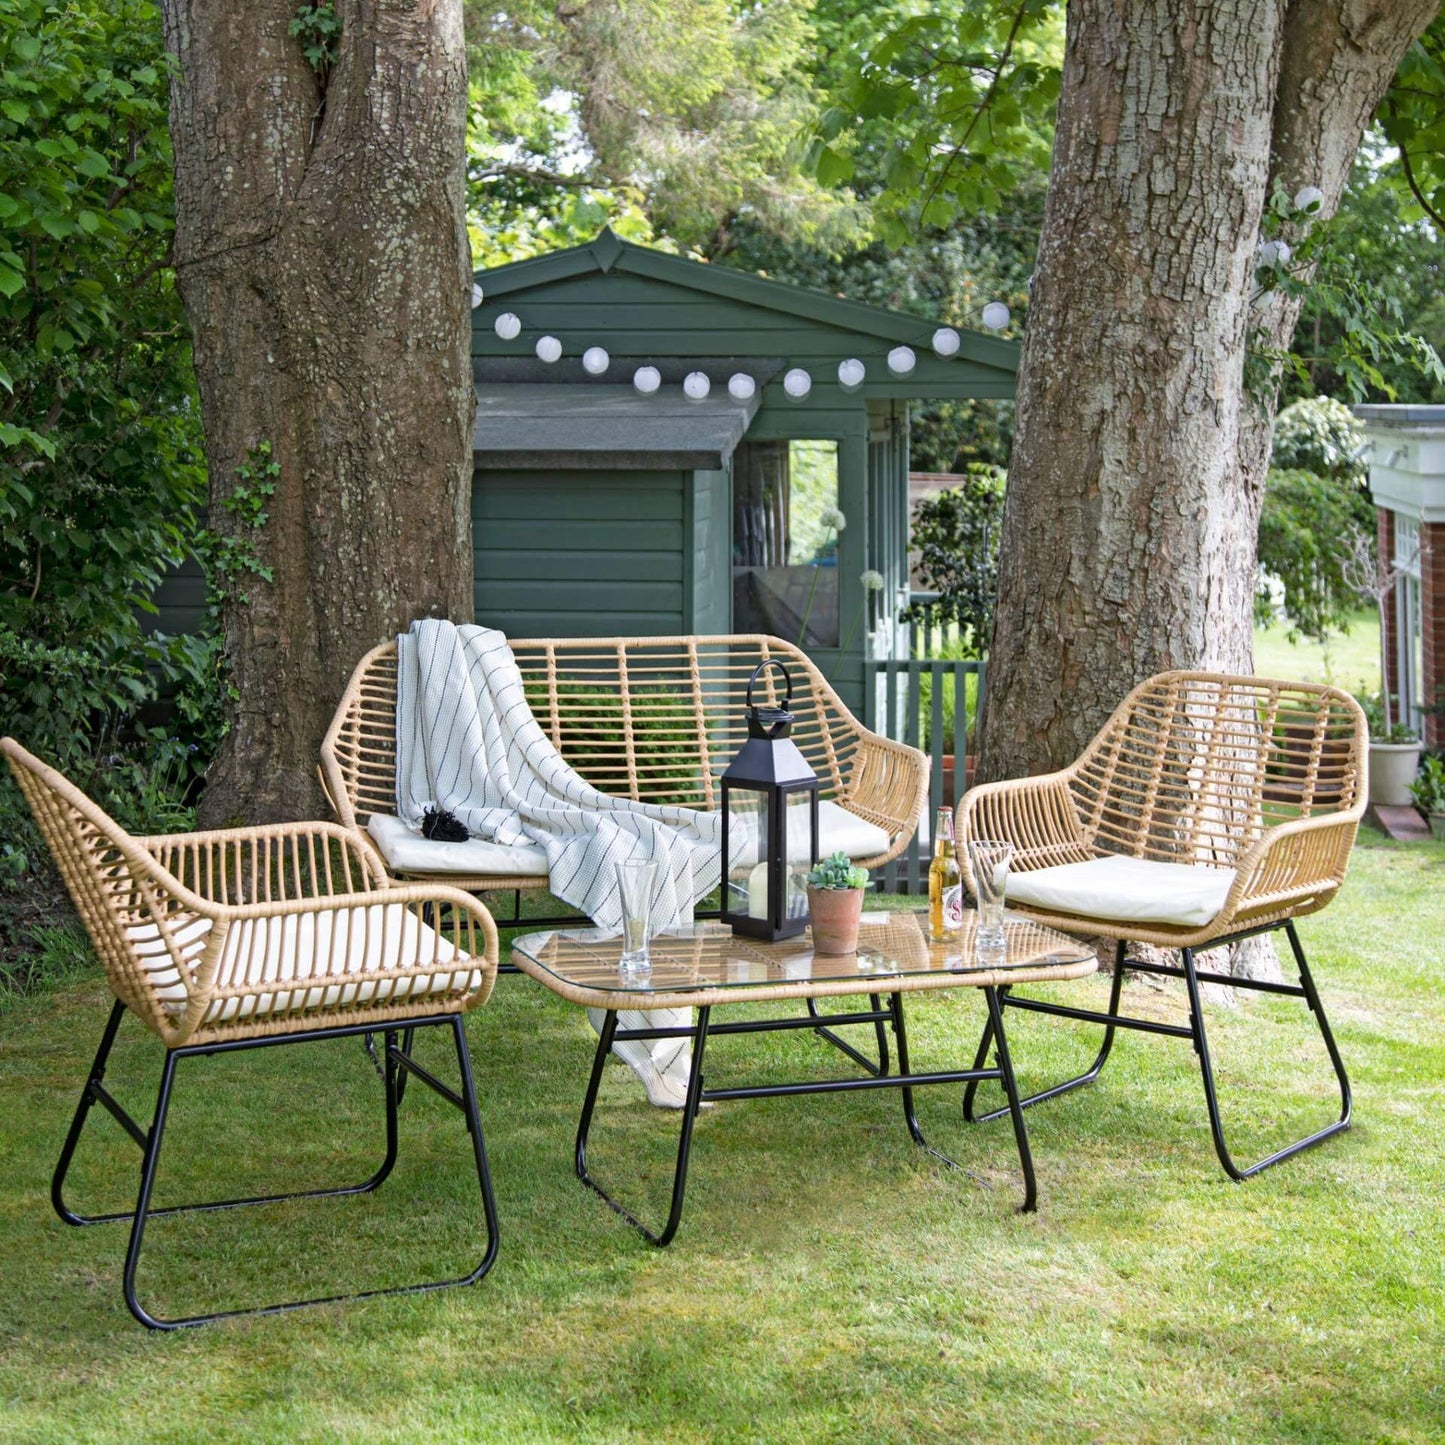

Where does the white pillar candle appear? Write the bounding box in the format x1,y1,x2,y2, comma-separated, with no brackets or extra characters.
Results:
747,861,771,920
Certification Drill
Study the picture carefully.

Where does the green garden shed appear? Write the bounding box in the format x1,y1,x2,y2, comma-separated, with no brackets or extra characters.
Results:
470,229,1018,715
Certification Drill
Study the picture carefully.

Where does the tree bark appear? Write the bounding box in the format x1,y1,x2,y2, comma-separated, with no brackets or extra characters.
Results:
162,0,475,826
978,0,1435,977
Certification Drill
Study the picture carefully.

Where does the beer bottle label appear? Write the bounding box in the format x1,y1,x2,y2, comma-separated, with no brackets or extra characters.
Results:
943,883,963,929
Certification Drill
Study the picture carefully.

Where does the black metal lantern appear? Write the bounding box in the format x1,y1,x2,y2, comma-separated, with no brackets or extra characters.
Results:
720,659,820,941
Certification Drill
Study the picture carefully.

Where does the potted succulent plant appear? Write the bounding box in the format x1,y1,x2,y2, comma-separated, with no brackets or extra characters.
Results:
1358,691,1422,807
1409,754,1445,841
806,851,870,955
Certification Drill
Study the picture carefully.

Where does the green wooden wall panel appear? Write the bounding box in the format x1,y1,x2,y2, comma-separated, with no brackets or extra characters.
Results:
689,467,731,634
481,548,684,583
475,475,683,522
473,468,686,638
478,519,681,551
476,578,682,613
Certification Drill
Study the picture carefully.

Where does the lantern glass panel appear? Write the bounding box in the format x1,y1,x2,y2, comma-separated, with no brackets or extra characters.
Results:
725,785,770,921
784,788,816,921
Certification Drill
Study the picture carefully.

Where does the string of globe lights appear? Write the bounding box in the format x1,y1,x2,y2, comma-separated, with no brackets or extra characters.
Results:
469,282,1012,403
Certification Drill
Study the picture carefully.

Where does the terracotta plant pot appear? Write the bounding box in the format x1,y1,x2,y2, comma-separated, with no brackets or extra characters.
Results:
807,885,864,955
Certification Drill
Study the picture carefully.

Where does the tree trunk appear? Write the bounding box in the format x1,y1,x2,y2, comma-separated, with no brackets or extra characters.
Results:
979,0,1435,977
162,0,475,826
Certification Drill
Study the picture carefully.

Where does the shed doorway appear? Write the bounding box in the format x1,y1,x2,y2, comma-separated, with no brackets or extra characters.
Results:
731,438,841,647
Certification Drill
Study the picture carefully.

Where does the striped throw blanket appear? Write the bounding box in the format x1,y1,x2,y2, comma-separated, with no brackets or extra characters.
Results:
394,619,723,933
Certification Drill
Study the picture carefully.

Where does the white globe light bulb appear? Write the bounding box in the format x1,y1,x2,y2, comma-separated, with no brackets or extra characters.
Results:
783,367,812,400
535,335,562,363
837,358,866,391
470,282,484,310
1293,184,1324,213
683,371,711,400
981,302,1011,330
727,373,756,402
582,346,609,376
886,346,916,376
494,312,521,340
931,327,961,358
633,365,661,395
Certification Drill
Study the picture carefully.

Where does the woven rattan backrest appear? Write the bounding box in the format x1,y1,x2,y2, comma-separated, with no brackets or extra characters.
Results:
2,739,201,1034
322,634,859,826
1068,672,1366,867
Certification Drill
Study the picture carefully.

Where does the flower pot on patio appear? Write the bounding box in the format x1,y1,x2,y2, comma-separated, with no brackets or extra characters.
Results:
807,885,864,955
1369,741,1422,807
1430,812,1445,843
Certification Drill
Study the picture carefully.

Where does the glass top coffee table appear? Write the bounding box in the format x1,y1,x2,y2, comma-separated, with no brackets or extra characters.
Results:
510,911,1096,1245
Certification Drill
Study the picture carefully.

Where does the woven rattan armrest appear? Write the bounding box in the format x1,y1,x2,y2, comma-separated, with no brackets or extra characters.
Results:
166,883,500,1043
955,770,1092,891
836,732,930,866
1215,811,1361,929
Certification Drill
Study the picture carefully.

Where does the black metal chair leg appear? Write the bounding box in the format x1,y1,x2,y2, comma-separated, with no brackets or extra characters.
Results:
52,998,128,1226
70,1014,495,1330
1182,930,1352,1181
59,1008,402,1228
575,1008,711,1247
393,1025,417,1106
122,1051,180,1329
985,985,1038,1212
964,938,1128,1124
449,1014,501,1283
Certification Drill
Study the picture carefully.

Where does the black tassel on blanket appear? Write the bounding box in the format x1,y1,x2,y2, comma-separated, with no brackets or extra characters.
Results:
421,806,470,842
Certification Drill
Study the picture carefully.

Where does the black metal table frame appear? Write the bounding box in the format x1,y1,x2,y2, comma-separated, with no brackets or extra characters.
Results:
574,984,1036,1247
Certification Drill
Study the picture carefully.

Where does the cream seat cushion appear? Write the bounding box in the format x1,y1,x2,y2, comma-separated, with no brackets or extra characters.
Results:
1005,855,1236,929
125,904,480,1024
365,801,892,877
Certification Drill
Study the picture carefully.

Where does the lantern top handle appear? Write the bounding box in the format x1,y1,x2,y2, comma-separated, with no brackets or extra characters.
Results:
746,658,793,709
745,659,795,740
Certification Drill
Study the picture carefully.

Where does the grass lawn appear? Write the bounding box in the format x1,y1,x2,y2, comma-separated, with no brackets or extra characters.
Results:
1255,609,1381,693
1,831,1442,1443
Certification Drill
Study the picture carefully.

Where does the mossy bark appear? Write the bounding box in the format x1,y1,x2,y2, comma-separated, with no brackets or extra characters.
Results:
161,0,475,825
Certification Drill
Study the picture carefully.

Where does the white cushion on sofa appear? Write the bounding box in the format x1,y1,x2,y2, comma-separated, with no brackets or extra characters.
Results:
127,903,480,1023
365,800,892,878
368,813,550,877
728,798,893,868
1005,855,1236,929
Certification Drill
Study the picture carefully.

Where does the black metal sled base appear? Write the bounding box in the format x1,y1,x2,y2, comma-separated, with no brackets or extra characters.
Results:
54,1001,500,1330
961,921,1352,1181
574,986,1038,1248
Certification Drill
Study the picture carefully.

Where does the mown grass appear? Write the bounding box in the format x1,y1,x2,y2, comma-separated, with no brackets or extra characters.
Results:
1254,609,1381,693
0,830,1442,1443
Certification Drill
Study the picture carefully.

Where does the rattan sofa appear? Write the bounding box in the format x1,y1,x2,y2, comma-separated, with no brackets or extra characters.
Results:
955,670,1368,1181
320,633,929,898
3,737,502,1330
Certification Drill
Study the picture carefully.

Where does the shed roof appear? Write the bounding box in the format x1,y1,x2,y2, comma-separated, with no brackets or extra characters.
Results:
472,229,1019,402
473,383,762,470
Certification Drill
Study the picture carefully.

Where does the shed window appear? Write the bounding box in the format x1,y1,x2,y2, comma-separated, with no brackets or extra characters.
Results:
732,440,840,646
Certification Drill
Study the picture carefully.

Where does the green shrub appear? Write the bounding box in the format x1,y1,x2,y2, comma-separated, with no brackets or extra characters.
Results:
1270,396,1368,483
1256,468,1374,643
905,465,1006,660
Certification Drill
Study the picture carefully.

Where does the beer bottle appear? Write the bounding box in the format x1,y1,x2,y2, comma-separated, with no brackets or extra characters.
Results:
928,807,963,939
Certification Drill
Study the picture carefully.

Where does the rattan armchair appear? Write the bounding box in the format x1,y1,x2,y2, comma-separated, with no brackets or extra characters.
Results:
3,737,502,1330
955,671,1366,1181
